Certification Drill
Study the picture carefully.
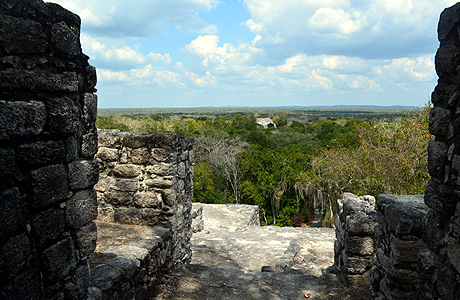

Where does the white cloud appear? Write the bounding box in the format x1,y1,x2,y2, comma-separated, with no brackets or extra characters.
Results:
309,8,367,37
148,53,173,64
52,0,221,38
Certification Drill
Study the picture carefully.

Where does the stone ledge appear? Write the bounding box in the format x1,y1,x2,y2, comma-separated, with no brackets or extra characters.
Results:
88,221,173,300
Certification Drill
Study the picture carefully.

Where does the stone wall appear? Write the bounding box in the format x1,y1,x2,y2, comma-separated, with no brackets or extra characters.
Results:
421,3,460,299
95,129,194,266
371,194,428,300
0,1,98,299
334,193,377,285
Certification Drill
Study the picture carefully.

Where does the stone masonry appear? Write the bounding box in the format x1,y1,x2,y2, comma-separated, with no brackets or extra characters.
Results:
371,194,429,300
334,193,377,286
95,129,194,266
421,3,460,299
0,1,98,299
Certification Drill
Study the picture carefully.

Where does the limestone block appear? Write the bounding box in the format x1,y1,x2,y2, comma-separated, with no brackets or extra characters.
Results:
146,164,171,176
75,221,97,258
0,100,47,139
0,267,41,300
81,133,98,158
113,207,163,226
0,148,16,183
68,160,99,190
113,164,142,178
16,140,65,165
178,162,186,179
145,177,173,188
93,176,111,192
96,147,118,162
112,178,138,192
42,237,77,282
346,211,377,235
384,199,427,236
428,140,448,179
429,106,451,136
98,130,123,148
0,15,48,54
341,193,375,215
83,93,98,129
151,148,173,162
129,148,151,164
51,21,80,57
342,252,373,274
124,133,149,148
0,69,79,92
65,189,98,228
390,235,428,264
31,164,68,208
133,192,162,208
46,96,80,136
437,41,460,76
0,188,27,241
0,233,31,281
31,208,65,247
345,235,375,256
85,66,97,92
103,190,134,206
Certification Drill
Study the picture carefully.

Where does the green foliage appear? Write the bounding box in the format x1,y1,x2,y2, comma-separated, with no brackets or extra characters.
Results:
95,106,431,227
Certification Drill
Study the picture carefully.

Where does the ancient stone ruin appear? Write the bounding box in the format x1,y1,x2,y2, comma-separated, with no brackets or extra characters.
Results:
1,0,460,299
0,1,98,299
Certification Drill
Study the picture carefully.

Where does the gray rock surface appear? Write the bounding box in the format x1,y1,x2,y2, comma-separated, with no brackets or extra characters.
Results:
154,203,371,299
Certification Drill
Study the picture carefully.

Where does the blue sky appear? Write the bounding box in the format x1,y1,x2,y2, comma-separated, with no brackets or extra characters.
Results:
53,0,458,108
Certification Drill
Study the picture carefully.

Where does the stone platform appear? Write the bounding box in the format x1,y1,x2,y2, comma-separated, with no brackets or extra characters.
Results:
154,203,371,299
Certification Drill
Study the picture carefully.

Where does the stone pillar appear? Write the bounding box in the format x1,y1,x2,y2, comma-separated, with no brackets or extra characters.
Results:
95,130,194,266
334,193,377,285
371,194,428,300
0,1,98,299
421,3,460,299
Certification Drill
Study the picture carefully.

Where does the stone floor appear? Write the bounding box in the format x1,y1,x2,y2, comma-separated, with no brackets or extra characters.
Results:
152,204,371,300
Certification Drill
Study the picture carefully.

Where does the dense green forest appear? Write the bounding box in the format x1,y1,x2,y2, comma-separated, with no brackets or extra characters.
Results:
96,106,432,227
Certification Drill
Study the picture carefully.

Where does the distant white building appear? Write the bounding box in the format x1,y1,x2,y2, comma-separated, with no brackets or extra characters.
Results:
255,118,276,129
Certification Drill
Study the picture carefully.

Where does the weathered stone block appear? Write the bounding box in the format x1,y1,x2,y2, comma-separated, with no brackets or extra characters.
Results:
346,211,377,235
145,177,173,188
90,264,124,292
83,93,97,128
96,147,118,162
345,235,375,256
0,188,27,242
85,65,97,92
31,164,68,208
390,235,428,264
133,192,162,208
0,69,79,92
113,207,162,226
31,208,65,247
81,133,98,158
112,178,138,192
65,189,98,228
342,252,373,274
129,148,151,164
0,267,42,300
0,100,47,139
42,237,77,282
0,15,48,54
384,197,427,236
16,140,65,165
124,134,149,148
428,140,449,179
113,164,142,178
75,221,97,258
151,148,173,162
0,233,31,281
429,106,451,136
0,148,16,184
98,130,124,148
146,164,171,176
103,190,134,206
51,21,80,57
68,160,99,190
46,96,80,136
